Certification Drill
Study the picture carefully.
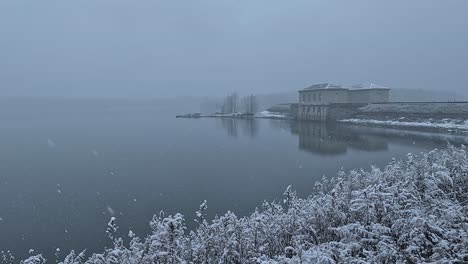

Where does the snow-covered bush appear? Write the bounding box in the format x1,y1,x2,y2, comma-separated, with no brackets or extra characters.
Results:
11,145,468,263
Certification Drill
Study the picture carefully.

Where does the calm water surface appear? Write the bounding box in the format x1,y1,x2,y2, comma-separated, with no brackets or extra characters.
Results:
1,99,467,258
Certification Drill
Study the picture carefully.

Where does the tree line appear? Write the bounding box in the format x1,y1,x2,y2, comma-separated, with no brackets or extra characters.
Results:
218,93,259,114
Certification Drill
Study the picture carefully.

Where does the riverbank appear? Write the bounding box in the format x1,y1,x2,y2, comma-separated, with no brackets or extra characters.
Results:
176,111,292,120
15,145,468,263
339,118,468,134
338,102,468,133
177,110,468,134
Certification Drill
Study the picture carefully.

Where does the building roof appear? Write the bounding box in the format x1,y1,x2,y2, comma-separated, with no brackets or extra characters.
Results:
301,83,390,91
350,83,390,89
303,83,345,90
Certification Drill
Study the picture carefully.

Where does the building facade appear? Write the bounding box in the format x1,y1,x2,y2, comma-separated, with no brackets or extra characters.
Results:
297,83,390,121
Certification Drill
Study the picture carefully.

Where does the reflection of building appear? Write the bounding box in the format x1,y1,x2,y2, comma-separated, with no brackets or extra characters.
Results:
297,83,390,121
290,122,388,155
291,122,347,154
289,121,468,155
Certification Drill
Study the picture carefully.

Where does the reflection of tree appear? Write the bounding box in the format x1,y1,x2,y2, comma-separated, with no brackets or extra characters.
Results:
221,119,238,138
290,122,388,155
240,119,258,138
220,118,259,138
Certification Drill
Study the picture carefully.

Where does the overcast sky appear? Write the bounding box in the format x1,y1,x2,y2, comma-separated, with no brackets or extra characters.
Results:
1,0,467,98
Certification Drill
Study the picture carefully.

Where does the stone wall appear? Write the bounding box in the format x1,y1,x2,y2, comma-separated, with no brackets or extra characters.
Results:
327,103,368,121
348,89,390,103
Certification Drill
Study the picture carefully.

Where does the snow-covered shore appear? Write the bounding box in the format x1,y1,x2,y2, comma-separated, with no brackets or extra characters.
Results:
359,102,468,115
340,118,468,133
176,112,254,118
11,145,468,263
176,111,292,120
257,110,291,119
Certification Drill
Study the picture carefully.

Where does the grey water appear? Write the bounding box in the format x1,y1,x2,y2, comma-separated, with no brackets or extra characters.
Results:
0,98,466,259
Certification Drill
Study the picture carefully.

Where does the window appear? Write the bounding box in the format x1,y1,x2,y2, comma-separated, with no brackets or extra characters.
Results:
319,93,322,101
313,93,316,101
307,94,311,102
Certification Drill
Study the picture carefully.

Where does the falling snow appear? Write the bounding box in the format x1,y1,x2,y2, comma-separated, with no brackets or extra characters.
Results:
47,139,56,148
10,145,468,263
106,206,115,216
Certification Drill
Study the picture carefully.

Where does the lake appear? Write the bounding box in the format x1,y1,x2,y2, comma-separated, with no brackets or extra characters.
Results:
1,98,466,259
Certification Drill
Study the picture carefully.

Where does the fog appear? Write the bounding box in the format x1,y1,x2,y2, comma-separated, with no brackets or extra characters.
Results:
1,0,467,98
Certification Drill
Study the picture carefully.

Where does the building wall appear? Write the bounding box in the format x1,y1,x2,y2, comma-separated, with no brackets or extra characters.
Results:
290,103,299,119
297,88,390,121
299,89,348,105
348,89,390,103
298,105,329,121
327,103,367,121
369,89,390,102
347,90,370,103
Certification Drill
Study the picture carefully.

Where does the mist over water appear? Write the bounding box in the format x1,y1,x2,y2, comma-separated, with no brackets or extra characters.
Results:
0,98,465,259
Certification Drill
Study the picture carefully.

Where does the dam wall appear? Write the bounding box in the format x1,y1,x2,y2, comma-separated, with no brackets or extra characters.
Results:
296,102,468,122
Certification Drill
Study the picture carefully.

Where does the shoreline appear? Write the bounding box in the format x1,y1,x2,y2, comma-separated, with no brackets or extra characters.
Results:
176,111,468,135
175,111,293,120
339,118,468,134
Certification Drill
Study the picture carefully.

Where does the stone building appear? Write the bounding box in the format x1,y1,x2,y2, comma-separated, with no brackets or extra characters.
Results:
297,83,390,121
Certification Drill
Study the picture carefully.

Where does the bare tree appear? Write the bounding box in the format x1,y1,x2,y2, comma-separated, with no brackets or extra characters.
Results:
242,94,258,114
221,93,239,113
231,93,238,113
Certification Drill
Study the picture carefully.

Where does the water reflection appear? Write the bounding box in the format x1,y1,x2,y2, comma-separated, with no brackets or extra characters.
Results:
219,118,258,138
345,125,468,148
291,122,388,155
291,121,467,155
218,118,467,155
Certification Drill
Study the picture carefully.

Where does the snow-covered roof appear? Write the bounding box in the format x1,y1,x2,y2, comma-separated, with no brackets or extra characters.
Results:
302,83,390,91
303,83,344,90
350,83,390,89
